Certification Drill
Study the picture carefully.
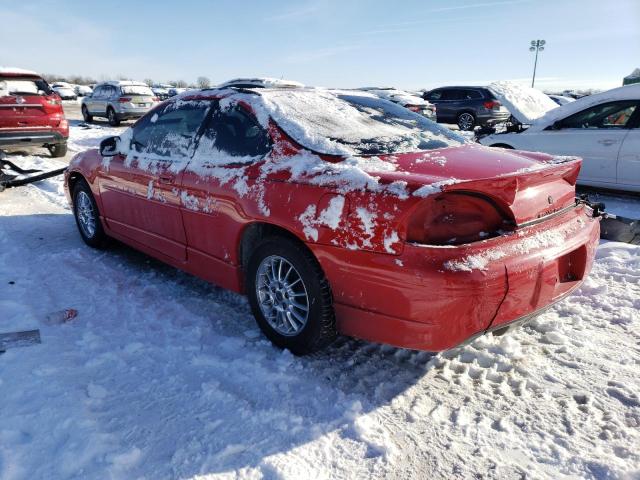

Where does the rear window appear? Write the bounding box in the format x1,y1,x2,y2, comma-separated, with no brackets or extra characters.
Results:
0,77,52,96
258,90,465,155
121,85,154,96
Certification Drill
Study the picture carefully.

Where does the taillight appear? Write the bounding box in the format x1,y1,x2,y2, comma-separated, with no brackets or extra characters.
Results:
47,97,61,106
152,97,160,102
407,105,422,113
483,100,501,110
59,119,69,130
406,193,510,245
118,97,132,103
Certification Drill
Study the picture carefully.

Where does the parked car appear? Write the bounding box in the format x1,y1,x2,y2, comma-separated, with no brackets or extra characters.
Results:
479,83,640,192
359,87,436,120
65,86,600,354
51,82,77,100
217,77,306,89
168,87,187,97
422,86,511,130
81,81,160,126
75,85,93,97
548,94,575,106
152,84,173,100
0,67,69,157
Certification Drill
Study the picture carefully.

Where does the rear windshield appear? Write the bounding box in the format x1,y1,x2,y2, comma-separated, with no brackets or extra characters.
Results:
121,85,154,96
259,90,465,155
0,77,52,96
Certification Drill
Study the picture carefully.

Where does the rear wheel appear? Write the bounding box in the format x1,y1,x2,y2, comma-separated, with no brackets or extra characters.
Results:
457,112,476,131
48,143,67,158
72,180,109,248
81,105,93,122
246,237,336,355
107,107,120,126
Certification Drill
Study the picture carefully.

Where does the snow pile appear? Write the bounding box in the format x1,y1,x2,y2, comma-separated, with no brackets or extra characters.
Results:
488,81,558,124
0,126,639,479
412,178,460,197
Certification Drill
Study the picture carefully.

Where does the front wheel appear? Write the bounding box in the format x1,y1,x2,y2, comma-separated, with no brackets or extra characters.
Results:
107,108,120,126
246,237,336,355
48,143,67,158
81,105,93,122
72,180,109,248
457,112,476,131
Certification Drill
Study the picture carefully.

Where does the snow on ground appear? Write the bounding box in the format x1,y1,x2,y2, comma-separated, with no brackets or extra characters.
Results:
0,128,639,480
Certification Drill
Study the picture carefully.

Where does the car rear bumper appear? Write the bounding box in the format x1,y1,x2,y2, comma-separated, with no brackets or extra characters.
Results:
312,205,600,351
0,129,68,147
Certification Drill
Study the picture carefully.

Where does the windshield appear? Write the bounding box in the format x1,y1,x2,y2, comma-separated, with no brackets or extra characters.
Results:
121,85,154,96
259,90,465,155
0,77,52,96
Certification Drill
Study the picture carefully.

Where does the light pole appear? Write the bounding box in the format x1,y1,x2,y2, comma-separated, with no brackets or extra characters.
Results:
529,39,545,88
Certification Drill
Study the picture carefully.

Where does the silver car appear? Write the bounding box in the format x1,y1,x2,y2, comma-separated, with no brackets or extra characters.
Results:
81,81,159,126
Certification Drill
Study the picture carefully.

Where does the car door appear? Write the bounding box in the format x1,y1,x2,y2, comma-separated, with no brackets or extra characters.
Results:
98,100,211,261
87,86,106,114
616,109,640,191
179,101,272,287
516,101,639,188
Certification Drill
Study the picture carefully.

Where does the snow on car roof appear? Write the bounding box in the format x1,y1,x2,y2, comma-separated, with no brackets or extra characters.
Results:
532,83,640,129
0,66,40,76
102,80,149,87
362,88,430,106
218,77,305,89
488,81,558,125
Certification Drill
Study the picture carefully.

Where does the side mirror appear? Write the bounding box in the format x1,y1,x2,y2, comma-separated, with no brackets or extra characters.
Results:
99,136,121,157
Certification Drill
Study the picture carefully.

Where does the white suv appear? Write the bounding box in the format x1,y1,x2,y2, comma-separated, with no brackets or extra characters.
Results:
81,81,159,126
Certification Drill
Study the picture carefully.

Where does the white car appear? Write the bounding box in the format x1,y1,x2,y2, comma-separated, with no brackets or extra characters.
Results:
359,87,437,121
548,94,575,106
479,83,640,193
51,82,77,100
74,85,93,97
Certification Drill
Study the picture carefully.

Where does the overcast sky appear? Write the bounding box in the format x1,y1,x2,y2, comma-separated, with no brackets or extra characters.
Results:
0,0,637,91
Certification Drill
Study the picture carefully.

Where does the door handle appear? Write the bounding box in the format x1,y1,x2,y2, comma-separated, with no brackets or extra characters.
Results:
598,139,617,146
159,174,175,184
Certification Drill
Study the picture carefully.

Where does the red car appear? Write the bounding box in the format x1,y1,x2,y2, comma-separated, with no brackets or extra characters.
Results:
64,86,600,354
0,68,69,157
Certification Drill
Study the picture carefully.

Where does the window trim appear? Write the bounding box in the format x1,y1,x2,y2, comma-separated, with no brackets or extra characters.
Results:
552,100,640,130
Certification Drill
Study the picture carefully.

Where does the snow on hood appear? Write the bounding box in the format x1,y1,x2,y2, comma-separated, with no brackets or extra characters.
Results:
530,83,640,130
0,66,39,76
488,81,558,124
363,89,430,107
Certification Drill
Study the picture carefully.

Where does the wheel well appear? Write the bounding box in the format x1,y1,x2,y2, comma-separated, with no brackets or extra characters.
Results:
489,143,514,149
458,110,475,118
67,172,86,196
239,222,311,272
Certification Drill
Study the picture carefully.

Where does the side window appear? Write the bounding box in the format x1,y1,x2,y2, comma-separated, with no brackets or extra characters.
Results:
464,89,483,100
426,90,442,101
558,101,639,129
106,86,118,98
93,86,104,98
130,101,210,159
197,104,271,159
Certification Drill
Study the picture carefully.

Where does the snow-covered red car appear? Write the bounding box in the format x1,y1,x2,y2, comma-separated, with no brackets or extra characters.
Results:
64,86,600,354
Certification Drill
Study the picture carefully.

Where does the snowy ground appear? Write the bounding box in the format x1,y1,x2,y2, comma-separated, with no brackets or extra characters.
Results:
0,126,639,480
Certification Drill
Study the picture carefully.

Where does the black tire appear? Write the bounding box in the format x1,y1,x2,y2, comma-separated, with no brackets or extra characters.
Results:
246,237,336,355
107,107,120,126
48,143,67,158
81,105,93,122
457,112,476,131
72,180,109,249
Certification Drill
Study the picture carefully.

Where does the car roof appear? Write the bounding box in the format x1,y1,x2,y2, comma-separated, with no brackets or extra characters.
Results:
98,80,149,87
0,66,41,78
430,86,487,90
217,77,305,89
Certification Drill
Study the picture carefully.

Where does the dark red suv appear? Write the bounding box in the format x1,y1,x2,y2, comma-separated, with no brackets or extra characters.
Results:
0,68,69,157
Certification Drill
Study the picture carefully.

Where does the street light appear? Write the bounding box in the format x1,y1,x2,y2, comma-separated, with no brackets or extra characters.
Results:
529,39,546,88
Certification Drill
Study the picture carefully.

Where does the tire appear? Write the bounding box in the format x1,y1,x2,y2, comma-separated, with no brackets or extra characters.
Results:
48,142,67,158
81,105,93,122
457,112,476,131
246,237,336,355
107,107,120,126
72,180,109,249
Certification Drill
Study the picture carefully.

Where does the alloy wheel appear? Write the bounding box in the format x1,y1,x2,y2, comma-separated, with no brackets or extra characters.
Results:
458,113,475,130
256,255,310,336
76,191,96,238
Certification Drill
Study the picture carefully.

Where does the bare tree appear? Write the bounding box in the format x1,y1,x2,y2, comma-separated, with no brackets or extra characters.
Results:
144,78,154,87
175,80,188,88
197,76,211,89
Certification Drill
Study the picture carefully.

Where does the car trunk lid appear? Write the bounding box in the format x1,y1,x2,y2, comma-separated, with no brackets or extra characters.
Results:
487,81,558,125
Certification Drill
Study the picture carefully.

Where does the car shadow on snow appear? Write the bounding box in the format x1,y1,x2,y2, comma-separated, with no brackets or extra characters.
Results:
1,212,439,478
